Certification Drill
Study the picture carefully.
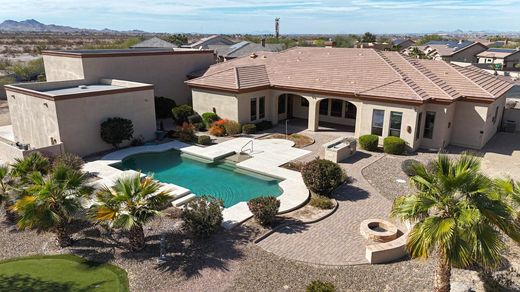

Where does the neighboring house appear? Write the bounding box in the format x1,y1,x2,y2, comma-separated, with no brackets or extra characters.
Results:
130,37,177,49
209,40,284,61
477,48,520,70
3,79,155,158
392,39,415,51
354,42,393,51
41,48,216,105
417,41,488,63
186,47,513,151
183,35,236,49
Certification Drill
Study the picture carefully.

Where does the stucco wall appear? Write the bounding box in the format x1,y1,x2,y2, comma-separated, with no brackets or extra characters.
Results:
54,89,156,156
503,108,520,132
44,52,216,105
481,97,505,147
192,88,239,121
419,103,456,149
450,101,489,148
0,141,64,164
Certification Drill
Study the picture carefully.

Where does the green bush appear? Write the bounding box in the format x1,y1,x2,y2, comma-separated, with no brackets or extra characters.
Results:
242,124,256,134
310,195,334,209
172,105,194,125
247,196,280,226
177,122,195,142
52,153,84,171
155,97,176,119
383,136,406,155
223,120,241,136
197,135,212,145
401,159,422,176
359,134,379,151
255,120,273,131
181,196,223,238
301,158,345,197
202,112,220,127
100,117,134,149
306,280,336,292
192,122,206,131
187,114,202,124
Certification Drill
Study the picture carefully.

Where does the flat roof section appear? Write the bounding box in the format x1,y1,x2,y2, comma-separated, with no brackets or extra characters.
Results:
43,84,124,96
41,48,215,58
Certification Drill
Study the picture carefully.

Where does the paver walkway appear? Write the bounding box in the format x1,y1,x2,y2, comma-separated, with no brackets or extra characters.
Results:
257,149,397,265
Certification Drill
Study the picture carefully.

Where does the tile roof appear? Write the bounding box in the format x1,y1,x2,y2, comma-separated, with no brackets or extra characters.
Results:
187,47,513,104
208,41,284,59
130,37,177,48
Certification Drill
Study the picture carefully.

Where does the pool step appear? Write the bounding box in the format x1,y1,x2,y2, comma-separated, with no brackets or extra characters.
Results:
158,183,190,199
172,194,196,207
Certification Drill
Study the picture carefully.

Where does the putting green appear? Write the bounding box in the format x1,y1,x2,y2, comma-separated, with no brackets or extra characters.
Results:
0,254,129,292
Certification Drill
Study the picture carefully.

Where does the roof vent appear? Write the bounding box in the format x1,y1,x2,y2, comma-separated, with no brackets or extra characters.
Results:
78,85,88,89
249,53,258,59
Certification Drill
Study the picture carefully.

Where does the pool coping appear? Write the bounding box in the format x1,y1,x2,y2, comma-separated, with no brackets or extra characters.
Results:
83,138,311,229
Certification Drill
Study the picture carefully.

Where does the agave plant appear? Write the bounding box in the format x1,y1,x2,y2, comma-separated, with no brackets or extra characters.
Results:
90,174,172,251
391,154,520,292
12,165,92,247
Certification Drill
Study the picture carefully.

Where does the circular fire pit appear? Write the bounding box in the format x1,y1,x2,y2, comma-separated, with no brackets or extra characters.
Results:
360,219,398,243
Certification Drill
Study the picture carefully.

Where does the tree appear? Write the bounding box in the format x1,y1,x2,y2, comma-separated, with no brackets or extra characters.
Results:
333,35,357,48
100,117,134,149
90,175,172,251
361,32,376,43
162,34,188,46
416,34,444,45
11,152,50,181
12,165,92,247
391,154,520,292
0,164,17,221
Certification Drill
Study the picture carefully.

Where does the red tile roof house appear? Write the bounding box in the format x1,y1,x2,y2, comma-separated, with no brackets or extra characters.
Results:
186,47,514,150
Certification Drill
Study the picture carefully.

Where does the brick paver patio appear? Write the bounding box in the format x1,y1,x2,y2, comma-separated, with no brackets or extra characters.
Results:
257,139,399,265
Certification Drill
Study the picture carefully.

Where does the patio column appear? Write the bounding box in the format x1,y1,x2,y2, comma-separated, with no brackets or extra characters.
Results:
307,98,319,132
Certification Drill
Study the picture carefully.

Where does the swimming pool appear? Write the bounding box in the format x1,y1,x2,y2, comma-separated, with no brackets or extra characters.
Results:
114,149,283,207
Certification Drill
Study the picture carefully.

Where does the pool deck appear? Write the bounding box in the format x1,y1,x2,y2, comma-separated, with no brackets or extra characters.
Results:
83,138,311,229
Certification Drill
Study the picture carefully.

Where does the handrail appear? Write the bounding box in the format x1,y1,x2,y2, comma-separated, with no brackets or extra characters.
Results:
240,139,254,154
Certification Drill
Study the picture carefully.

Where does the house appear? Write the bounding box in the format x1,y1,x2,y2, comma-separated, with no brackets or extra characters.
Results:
183,35,236,49
186,47,513,151
41,48,216,104
418,41,487,63
130,37,177,49
392,39,415,51
209,40,284,61
354,42,393,51
3,79,155,158
477,48,520,70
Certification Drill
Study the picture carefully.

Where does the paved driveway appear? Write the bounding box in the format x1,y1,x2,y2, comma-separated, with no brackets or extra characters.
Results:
479,132,520,180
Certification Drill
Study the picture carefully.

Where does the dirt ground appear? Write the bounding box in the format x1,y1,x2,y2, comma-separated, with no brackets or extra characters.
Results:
0,101,10,126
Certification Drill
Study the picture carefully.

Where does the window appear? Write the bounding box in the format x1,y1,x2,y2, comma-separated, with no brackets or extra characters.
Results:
345,102,357,119
250,98,257,121
415,112,422,140
389,112,403,137
301,97,309,107
423,111,436,139
259,96,265,119
371,109,385,136
319,99,329,115
278,94,286,114
331,100,342,117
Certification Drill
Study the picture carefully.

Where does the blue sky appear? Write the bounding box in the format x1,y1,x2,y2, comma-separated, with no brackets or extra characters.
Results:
1,0,519,34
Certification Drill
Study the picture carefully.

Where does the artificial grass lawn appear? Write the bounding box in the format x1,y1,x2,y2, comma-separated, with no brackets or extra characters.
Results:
0,254,129,292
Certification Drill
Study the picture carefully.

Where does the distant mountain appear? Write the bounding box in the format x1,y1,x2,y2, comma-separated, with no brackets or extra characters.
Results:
0,19,145,34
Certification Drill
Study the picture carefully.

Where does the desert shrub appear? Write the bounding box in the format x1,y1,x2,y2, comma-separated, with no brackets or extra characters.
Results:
172,105,194,125
52,153,84,171
130,135,145,146
100,117,134,149
187,114,202,124
223,120,241,136
197,135,212,145
242,124,256,134
310,195,334,209
358,134,379,151
247,196,280,226
181,196,223,238
202,112,220,127
192,122,206,131
283,161,305,172
208,119,226,137
301,158,345,197
155,96,176,119
255,120,273,131
401,159,422,176
177,122,195,142
383,136,406,155
306,280,336,292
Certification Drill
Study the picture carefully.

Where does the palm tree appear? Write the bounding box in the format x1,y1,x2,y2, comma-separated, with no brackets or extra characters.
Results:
90,174,172,251
494,178,520,210
11,152,50,180
391,154,520,292
0,164,22,223
11,165,92,247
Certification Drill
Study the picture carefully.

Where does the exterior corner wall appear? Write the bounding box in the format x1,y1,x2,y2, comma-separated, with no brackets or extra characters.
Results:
450,101,492,149
43,55,86,81
192,88,239,121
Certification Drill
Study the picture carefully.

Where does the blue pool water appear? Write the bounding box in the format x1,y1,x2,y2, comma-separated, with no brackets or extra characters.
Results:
115,149,283,207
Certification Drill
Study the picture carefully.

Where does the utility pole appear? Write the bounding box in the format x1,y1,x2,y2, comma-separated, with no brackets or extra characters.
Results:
275,18,280,39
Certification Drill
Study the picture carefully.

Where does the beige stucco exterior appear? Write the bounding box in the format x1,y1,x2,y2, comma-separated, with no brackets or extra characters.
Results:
5,79,156,156
43,51,216,105
192,87,506,151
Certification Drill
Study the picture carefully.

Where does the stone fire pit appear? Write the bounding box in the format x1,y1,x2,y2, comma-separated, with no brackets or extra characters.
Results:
360,219,398,243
